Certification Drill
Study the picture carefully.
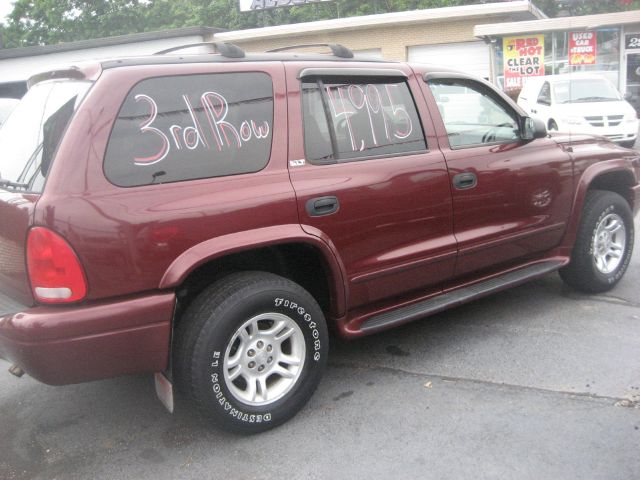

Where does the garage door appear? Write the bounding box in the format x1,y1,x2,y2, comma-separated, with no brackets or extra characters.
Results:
407,41,490,80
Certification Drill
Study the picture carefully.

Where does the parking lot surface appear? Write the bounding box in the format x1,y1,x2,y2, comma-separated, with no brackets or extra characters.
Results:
1,217,639,480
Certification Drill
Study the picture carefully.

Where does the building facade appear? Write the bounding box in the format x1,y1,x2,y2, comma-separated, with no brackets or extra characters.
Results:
475,10,640,104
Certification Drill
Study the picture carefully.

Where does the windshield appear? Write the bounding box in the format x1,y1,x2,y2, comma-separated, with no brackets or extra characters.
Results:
0,80,91,192
553,78,622,104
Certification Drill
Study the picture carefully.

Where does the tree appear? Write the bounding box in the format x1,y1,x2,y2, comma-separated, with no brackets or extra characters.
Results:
2,0,639,49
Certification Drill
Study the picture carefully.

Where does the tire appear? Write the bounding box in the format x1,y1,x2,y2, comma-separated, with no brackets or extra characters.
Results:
174,271,329,434
560,190,634,293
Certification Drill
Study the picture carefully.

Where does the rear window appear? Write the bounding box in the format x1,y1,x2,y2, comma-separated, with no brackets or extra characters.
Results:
0,81,91,193
104,73,274,187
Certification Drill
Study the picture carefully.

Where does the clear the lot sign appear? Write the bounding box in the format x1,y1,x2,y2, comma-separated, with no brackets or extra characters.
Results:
503,34,544,90
239,0,333,11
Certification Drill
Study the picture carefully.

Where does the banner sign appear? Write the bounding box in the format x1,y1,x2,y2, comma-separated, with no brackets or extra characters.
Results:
569,32,596,65
626,33,640,50
239,0,333,12
503,34,544,90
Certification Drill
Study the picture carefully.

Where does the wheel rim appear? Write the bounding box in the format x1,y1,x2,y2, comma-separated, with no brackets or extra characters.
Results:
592,213,626,274
223,312,306,407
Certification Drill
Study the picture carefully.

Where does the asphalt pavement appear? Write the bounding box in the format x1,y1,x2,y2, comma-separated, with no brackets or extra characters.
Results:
1,220,639,480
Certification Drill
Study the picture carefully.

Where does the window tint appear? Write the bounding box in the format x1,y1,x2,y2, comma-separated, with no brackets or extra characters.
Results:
0,81,90,192
104,73,273,187
537,82,551,105
428,80,520,148
302,78,426,164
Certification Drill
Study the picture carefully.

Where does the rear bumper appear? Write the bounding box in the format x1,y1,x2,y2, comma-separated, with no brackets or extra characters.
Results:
0,291,174,385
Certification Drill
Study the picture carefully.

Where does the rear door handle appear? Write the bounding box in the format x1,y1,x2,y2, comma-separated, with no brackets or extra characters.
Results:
453,172,477,190
306,196,340,216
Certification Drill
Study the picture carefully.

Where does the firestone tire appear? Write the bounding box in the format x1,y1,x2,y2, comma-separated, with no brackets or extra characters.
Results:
559,190,634,293
174,271,329,434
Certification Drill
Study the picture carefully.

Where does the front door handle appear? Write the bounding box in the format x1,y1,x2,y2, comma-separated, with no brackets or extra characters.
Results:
306,196,340,216
453,172,477,190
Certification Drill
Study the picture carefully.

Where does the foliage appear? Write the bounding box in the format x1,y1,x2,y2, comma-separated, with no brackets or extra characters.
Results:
1,0,639,48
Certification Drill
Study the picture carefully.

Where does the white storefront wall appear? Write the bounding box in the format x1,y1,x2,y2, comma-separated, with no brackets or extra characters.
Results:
407,41,491,79
0,35,208,83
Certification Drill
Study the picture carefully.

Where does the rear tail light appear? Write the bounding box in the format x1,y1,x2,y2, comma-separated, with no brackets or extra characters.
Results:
26,227,87,303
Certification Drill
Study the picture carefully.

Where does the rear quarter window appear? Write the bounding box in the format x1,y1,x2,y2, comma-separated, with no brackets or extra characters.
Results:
104,72,273,187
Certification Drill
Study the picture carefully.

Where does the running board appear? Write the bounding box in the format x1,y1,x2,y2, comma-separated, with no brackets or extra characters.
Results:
360,261,564,333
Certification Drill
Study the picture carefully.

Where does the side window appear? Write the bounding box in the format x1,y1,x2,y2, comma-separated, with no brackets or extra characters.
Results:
104,72,273,187
302,77,426,164
428,80,520,149
537,82,551,105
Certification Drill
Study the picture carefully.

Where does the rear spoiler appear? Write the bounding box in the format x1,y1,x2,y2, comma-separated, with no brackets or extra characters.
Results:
27,67,89,89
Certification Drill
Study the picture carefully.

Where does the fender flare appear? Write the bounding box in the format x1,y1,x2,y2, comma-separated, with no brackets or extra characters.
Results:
561,159,638,249
159,224,348,316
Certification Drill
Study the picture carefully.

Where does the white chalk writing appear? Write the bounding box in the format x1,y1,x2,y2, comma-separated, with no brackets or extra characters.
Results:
323,82,415,155
132,91,270,166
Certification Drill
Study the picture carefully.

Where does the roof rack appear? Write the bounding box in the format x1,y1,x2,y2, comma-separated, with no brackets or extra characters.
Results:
154,42,245,58
266,43,354,59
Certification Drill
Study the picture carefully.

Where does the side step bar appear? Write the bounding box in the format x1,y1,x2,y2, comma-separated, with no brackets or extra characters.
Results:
360,260,564,333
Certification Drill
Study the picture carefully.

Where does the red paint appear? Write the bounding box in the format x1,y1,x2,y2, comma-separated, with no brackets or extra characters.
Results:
0,58,638,385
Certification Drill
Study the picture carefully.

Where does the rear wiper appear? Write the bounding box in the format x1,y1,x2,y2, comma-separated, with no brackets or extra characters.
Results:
0,178,29,190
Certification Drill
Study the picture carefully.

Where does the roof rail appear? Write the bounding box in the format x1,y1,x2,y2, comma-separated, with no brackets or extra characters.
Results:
154,42,245,58
266,43,354,59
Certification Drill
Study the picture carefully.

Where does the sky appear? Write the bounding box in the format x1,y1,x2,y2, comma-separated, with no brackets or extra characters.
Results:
0,0,12,23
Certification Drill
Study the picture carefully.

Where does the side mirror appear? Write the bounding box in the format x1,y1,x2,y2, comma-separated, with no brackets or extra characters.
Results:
522,116,546,140
624,92,634,101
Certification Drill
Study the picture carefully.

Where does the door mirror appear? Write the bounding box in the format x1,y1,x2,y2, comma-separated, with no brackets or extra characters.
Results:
522,116,547,140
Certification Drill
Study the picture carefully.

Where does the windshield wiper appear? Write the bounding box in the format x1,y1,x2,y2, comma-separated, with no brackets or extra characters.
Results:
0,178,29,190
571,96,618,103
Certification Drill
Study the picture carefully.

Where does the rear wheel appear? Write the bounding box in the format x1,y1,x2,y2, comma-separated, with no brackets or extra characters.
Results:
174,271,329,433
560,190,634,293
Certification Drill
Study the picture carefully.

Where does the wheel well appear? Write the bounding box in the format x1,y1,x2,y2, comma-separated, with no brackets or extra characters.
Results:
548,119,557,129
173,243,333,328
588,171,635,210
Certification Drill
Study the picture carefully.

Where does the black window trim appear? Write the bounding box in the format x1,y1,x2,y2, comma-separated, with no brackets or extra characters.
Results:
299,68,407,80
301,73,429,165
426,75,525,151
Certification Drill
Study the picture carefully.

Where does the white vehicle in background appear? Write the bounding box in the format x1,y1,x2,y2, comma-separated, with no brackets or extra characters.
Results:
517,74,638,148
0,98,19,128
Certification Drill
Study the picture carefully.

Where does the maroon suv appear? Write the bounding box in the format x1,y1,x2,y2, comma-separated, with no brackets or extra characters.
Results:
0,43,638,433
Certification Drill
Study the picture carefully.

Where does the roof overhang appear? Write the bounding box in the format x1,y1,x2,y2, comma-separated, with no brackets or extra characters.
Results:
475,10,640,38
215,1,546,43
0,27,223,60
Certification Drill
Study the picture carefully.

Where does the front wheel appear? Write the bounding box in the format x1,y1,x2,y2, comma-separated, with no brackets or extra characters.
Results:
174,271,329,433
560,190,634,293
